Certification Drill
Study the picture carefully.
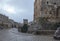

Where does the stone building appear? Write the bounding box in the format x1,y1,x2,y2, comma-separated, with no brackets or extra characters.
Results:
34,0,60,23
28,21,40,32
34,0,42,22
0,14,23,29
0,14,13,28
23,19,28,25
0,14,18,28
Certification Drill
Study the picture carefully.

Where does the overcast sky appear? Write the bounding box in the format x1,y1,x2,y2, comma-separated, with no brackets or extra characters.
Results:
0,0,34,23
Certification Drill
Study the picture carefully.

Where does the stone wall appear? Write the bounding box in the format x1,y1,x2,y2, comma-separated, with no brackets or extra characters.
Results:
34,0,60,23
35,30,55,35
34,0,42,22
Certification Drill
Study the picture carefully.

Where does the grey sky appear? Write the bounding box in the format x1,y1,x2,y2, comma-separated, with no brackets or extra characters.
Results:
0,0,34,23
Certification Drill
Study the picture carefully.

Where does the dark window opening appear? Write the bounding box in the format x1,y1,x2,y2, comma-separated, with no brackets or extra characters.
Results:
47,1,48,4
49,11,52,14
53,3,56,5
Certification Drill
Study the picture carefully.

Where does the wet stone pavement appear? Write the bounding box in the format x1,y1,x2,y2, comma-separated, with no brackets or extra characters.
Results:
0,28,60,41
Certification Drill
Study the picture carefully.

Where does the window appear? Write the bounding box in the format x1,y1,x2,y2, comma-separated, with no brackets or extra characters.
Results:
47,1,48,4
53,3,56,5
49,11,52,14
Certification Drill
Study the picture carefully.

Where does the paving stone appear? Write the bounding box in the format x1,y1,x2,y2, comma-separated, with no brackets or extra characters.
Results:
0,28,59,41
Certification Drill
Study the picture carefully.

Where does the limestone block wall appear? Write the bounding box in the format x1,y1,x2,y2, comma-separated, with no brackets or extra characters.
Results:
34,0,60,23
34,0,42,22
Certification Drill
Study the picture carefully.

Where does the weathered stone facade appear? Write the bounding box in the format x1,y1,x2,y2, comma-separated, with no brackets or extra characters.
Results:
23,19,28,25
0,14,20,28
0,14,13,28
34,0,60,23
34,0,42,22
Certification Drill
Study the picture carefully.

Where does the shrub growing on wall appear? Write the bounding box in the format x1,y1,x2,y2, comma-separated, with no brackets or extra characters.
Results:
38,17,48,30
21,24,28,33
38,17,59,30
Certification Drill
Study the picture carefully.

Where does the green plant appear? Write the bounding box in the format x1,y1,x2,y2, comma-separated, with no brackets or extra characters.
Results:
38,17,58,30
38,17,48,29
21,24,28,33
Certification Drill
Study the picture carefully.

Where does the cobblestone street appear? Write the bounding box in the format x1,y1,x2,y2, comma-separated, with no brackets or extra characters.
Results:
0,28,60,41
